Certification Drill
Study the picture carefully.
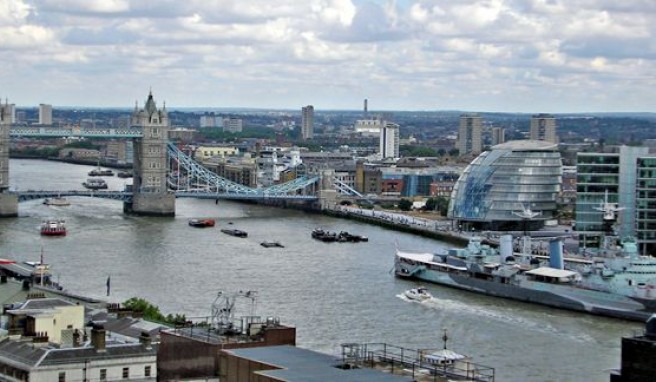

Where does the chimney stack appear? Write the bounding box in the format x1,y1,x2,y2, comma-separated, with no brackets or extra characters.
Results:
91,324,106,352
139,331,152,350
73,329,81,347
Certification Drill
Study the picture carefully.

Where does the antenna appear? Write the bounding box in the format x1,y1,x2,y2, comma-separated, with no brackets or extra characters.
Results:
512,204,542,255
211,290,258,334
593,189,624,250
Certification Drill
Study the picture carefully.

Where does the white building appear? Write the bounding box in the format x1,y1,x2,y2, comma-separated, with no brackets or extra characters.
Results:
379,122,400,159
38,104,52,125
256,146,303,187
354,118,384,137
200,112,217,128
223,117,243,133
301,105,314,139
530,114,558,143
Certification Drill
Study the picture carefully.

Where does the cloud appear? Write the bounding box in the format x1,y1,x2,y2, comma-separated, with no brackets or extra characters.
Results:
0,0,653,112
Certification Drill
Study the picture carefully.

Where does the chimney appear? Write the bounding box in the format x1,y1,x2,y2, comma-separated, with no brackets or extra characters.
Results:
73,329,81,347
91,324,106,352
139,331,152,350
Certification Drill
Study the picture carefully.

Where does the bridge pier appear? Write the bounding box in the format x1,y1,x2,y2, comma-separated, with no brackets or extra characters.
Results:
0,101,17,217
317,170,338,210
127,91,175,217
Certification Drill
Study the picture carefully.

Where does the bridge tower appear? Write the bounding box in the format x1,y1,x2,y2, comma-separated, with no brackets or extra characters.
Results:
0,100,17,217
317,169,338,210
124,91,175,216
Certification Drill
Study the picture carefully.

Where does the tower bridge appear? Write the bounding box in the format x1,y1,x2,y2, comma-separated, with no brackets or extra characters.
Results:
0,93,360,217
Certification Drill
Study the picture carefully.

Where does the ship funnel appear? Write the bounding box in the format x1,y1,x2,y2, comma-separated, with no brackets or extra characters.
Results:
549,239,564,269
500,235,513,263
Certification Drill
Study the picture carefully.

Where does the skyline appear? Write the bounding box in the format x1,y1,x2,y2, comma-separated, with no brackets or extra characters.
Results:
1,1,655,113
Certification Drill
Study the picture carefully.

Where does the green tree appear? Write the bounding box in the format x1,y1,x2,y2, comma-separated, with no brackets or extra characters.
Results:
398,198,413,211
123,297,166,322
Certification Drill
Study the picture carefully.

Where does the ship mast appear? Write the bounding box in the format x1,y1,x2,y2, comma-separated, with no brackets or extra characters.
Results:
512,204,541,256
593,189,624,251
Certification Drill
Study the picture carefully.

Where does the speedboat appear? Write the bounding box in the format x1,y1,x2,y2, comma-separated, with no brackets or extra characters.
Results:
221,229,248,238
261,241,284,248
404,287,432,301
188,218,215,228
40,219,67,236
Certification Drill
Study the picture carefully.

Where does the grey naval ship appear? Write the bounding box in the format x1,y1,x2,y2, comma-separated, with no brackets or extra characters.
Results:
395,234,656,322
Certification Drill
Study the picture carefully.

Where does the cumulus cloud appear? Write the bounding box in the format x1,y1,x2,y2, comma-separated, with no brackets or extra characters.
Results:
0,0,654,112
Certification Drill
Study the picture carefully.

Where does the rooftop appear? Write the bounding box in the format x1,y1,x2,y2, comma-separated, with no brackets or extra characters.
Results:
492,139,558,151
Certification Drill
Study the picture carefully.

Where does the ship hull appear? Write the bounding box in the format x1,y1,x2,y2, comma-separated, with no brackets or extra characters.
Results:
395,253,653,322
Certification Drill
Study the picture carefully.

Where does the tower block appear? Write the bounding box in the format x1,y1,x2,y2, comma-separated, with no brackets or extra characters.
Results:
124,91,175,216
0,101,17,217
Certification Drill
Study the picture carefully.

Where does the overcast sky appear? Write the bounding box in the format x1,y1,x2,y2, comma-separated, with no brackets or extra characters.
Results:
1,0,654,112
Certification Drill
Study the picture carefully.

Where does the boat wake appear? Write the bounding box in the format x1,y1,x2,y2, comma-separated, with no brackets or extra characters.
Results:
396,293,595,343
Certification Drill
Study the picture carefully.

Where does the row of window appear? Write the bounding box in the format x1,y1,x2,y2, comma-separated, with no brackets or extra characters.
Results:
58,365,151,381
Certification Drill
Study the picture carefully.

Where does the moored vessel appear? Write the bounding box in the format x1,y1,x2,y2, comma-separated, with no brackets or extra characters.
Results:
188,218,215,228
43,196,70,206
221,229,248,238
83,178,108,190
261,241,284,248
394,235,656,322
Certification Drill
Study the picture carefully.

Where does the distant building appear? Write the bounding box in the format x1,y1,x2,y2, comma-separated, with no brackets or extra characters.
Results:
105,139,131,165
457,113,482,155
38,104,52,125
223,117,243,133
491,127,505,146
379,122,399,159
354,118,384,137
530,113,557,143
59,147,101,160
194,145,240,162
200,112,217,128
301,105,314,139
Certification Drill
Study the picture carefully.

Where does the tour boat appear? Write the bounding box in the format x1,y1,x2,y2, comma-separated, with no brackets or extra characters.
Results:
43,197,70,206
40,219,67,236
83,178,108,190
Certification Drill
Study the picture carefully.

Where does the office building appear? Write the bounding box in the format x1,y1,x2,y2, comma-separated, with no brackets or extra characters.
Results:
38,104,52,125
492,127,505,146
301,105,314,139
448,140,562,231
530,113,557,143
457,113,482,155
223,117,243,133
379,122,399,159
576,146,648,251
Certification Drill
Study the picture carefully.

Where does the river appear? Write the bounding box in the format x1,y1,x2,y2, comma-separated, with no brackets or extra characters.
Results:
1,159,642,382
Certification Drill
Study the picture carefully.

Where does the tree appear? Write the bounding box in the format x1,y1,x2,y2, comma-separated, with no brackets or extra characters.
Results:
398,198,413,211
123,297,166,322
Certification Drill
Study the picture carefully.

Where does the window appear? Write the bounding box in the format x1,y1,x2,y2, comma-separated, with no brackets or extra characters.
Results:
145,365,151,377
122,367,129,379
100,369,107,381
58,372,66,382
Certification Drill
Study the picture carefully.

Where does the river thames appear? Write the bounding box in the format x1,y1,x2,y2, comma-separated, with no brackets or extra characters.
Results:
1,159,643,381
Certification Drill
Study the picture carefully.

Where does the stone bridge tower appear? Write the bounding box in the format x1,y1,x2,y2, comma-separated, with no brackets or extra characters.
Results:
124,91,175,216
0,100,17,217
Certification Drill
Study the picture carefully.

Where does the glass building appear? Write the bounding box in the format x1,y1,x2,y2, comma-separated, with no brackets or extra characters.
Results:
448,140,562,231
576,146,648,251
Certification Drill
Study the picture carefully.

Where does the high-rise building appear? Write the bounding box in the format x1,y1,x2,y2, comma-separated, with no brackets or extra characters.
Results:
530,114,557,143
200,112,217,128
457,114,482,155
363,99,368,117
301,105,314,140
38,104,52,125
492,127,505,146
379,122,399,159
223,117,243,133
576,145,649,252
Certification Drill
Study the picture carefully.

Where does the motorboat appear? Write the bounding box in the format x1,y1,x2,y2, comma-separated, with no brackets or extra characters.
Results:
43,197,70,206
188,218,215,228
83,178,108,190
88,166,114,177
404,287,433,301
117,170,133,178
40,219,67,236
221,229,248,238
261,241,284,248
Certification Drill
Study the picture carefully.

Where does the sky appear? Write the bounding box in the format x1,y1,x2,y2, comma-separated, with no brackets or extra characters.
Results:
0,0,654,113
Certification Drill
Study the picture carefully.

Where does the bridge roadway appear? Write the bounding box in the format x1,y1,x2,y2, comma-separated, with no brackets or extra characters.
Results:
14,190,318,203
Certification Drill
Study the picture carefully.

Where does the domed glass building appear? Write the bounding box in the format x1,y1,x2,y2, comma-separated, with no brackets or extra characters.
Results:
448,140,562,231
